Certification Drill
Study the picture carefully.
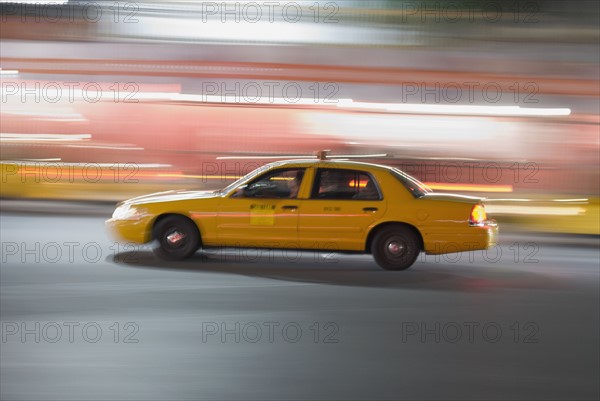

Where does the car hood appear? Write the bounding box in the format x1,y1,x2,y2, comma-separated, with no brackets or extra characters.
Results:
421,193,482,204
122,189,220,206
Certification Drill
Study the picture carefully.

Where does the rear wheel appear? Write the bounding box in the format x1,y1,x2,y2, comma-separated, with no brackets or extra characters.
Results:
153,216,200,261
372,226,420,270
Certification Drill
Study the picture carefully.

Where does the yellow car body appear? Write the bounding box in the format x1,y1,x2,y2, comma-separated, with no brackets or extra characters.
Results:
106,159,498,270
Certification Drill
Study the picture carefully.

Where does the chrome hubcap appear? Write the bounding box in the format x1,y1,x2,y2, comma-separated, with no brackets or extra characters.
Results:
166,231,186,245
387,241,405,256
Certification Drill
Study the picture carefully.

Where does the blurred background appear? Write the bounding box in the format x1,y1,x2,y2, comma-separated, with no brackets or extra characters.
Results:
1,0,599,234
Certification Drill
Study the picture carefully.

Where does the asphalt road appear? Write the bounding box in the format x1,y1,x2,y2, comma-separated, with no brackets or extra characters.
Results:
1,212,598,400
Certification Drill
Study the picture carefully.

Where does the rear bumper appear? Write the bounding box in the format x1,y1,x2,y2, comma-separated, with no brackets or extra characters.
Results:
479,220,499,247
424,220,499,254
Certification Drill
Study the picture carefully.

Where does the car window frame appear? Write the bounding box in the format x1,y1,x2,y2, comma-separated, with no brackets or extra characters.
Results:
229,167,307,200
309,168,383,201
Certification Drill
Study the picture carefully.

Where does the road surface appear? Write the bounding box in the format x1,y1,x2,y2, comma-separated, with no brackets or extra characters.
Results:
1,211,598,400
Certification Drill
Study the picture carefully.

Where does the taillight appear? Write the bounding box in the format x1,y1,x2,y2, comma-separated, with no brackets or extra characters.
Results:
470,204,487,226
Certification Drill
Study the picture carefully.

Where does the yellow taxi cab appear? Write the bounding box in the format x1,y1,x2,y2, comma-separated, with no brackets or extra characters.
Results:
106,157,498,270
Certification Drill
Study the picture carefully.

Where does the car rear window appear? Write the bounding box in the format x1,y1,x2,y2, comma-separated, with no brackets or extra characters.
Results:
311,168,382,200
390,169,431,198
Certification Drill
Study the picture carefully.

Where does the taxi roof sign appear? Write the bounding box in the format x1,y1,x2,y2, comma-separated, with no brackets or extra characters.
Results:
314,150,331,160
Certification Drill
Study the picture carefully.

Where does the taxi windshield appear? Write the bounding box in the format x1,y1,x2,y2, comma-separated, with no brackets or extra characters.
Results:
218,163,276,195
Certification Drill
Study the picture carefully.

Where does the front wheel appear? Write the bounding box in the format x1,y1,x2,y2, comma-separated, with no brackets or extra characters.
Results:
371,226,420,270
153,216,200,261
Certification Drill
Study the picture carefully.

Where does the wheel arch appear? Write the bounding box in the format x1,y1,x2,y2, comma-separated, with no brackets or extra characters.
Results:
365,222,424,253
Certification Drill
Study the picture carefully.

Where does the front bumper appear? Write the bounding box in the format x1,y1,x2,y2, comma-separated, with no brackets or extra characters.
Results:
105,217,153,244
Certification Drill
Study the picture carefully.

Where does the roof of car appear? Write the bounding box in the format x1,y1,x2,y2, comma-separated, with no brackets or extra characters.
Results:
264,158,395,172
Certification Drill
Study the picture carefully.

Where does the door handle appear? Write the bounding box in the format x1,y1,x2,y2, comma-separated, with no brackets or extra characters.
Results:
282,205,299,211
363,207,378,213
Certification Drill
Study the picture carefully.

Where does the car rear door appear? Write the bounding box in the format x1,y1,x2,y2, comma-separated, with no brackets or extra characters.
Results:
297,168,386,251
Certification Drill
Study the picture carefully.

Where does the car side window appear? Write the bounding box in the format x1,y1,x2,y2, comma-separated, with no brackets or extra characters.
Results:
233,168,305,199
311,169,382,200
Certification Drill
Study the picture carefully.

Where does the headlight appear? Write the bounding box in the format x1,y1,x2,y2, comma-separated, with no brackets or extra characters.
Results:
112,204,142,220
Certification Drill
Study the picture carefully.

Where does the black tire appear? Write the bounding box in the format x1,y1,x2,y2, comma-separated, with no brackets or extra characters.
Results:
152,216,200,261
371,226,421,270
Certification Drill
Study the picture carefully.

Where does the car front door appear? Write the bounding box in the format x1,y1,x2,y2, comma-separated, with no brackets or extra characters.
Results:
217,168,305,248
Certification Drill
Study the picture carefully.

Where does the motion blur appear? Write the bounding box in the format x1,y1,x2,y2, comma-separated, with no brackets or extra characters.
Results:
1,0,598,234
1,2,599,401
